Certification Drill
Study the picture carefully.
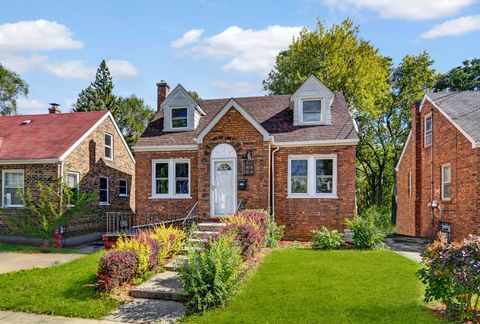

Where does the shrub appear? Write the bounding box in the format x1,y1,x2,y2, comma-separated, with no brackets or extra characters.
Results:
265,215,285,248
221,209,268,258
417,234,480,322
149,225,186,264
179,234,242,313
312,227,344,249
96,250,137,292
345,207,391,249
115,233,153,277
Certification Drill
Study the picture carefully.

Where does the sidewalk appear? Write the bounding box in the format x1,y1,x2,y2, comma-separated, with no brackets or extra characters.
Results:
0,252,83,274
0,311,121,324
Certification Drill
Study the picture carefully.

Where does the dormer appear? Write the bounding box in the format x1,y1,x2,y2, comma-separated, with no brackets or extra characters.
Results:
159,83,206,132
290,75,335,126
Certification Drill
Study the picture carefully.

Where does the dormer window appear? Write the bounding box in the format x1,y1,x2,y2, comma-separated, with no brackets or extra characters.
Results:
171,108,188,129
301,99,322,124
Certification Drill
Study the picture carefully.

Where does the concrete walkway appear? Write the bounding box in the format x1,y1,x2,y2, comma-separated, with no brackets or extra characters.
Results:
385,235,427,263
0,311,120,324
0,252,83,273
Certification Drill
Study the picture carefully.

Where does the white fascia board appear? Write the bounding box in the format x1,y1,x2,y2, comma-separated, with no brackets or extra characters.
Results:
395,129,412,172
273,139,359,147
196,99,270,143
0,159,60,165
133,144,198,152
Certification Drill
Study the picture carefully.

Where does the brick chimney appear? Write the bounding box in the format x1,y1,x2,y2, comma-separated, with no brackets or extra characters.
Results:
48,103,61,114
157,81,170,112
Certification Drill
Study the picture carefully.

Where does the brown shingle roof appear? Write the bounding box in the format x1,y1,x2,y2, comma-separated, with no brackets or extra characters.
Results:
136,93,358,146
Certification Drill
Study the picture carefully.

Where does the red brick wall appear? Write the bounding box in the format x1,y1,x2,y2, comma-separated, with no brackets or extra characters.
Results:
273,145,356,240
396,100,480,241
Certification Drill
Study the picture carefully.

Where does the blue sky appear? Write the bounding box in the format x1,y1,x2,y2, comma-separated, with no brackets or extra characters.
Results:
1,0,479,115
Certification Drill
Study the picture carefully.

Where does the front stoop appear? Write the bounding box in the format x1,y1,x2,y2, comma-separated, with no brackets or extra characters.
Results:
130,271,190,302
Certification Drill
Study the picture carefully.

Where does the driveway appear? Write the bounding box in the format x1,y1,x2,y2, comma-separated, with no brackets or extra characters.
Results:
0,252,83,273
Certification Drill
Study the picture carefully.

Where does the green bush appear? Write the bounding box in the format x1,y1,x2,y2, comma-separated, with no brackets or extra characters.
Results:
265,216,285,248
178,234,242,313
312,227,344,249
345,207,392,249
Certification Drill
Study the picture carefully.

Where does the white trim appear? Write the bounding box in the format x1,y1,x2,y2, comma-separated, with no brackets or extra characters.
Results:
170,107,189,130
59,112,135,164
119,179,128,197
299,97,323,125
133,144,198,152
287,154,337,199
274,139,359,147
210,158,237,217
66,171,80,189
419,94,480,149
424,113,432,148
2,169,25,208
291,75,335,99
196,99,271,143
160,84,206,116
104,132,114,161
395,129,412,171
0,159,59,165
441,163,451,201
99,176,109,205
151,159,191,199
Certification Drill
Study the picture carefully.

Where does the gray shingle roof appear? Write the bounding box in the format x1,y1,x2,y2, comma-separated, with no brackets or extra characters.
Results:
427,91,480,144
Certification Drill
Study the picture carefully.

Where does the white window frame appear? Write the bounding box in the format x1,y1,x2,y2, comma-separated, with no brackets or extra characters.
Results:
299,98,323,125
151,159,191,199
1,169,25,208
424,113,432,148
441,163,451,201
99,176,109,205
170,107,189,130
104,132,114,161
287,154,337,199
119,179,128,197
66,172,80,189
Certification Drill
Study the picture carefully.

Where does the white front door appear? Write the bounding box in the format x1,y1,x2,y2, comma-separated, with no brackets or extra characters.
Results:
212,160,236,216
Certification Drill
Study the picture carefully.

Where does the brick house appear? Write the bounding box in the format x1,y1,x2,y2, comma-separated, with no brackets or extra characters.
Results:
0,106,135,242
133,76,358,239
396,91,480,242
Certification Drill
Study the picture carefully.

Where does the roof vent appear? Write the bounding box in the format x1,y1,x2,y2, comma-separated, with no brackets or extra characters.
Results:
21,120,32,125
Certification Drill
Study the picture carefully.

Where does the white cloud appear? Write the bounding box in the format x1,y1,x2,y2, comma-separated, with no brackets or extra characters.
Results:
323,0,474,21
0,54,48,73
42,59,96,80
172,25,303,74
106,59,138,79
171,29,204,49
16,98,48,115
209,80,257,95
421,15,480,39
0,19,83,52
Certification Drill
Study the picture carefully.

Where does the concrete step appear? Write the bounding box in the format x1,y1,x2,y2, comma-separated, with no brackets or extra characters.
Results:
164,255,188,271
178,246,203,255
188,238,209,246
197,222,226,231
192,230,218,238
130,271,190,302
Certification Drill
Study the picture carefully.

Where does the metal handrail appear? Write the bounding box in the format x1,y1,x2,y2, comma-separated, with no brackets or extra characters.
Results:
181,201,199,226
234,199,245,216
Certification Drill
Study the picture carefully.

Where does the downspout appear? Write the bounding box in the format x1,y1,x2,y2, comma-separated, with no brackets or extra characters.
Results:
271,140,280,222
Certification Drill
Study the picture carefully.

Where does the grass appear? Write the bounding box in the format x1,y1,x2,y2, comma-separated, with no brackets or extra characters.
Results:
187,249,439,324
0,243,79,254
0,251,120,319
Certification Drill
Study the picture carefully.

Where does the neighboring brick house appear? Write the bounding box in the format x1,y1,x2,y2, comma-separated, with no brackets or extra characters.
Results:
0,106,135,240
133,76,358,239
396,91,480,242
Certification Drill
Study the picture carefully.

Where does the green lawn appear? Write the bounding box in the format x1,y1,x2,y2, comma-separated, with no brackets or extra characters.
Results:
0,243,79,254
0,251,120,319
187,249,439,324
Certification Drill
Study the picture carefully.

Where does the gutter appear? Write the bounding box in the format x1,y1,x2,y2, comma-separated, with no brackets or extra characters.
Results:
271,143,280,221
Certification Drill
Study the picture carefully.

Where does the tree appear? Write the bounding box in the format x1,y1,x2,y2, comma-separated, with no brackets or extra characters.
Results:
74,60,116,112
0,64,29,115
263,19,391,116
115,95,155,147
434,58,480,91
188,90,201,101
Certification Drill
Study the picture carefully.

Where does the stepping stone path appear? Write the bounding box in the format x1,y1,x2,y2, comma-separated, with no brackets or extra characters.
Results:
106,222,224,323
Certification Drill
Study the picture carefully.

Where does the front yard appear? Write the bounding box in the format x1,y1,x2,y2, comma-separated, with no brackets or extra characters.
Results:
187,249,438,323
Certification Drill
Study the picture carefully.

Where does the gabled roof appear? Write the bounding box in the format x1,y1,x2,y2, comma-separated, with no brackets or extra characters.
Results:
421,91,480,148
0,111,134,163
161,84,206,116
135,92,358,149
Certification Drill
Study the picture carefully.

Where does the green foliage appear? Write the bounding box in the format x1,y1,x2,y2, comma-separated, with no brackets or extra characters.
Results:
149,224,186,264
264,215,284,248
114,95,155,147
179,234,243,314
0,63,28,115
417,234,480,322
435,58,480,91
345,207,391,249
8,180,96,246
188,90,202,101
114,233,152,277
312,227,344,249
263,19,391,116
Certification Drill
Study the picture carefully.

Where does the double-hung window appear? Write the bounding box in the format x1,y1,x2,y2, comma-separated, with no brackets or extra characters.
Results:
99,177,109,205
119,179,128,197
66,172,80,205
301,99,322,124
424,114,432,147
288,155,337,198
152,159,190,198
2,170,24,207
105,133,113,160
442,164,451,200
171,108,188,129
